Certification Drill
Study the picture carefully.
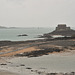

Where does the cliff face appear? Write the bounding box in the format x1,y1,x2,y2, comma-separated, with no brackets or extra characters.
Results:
48,24,75,36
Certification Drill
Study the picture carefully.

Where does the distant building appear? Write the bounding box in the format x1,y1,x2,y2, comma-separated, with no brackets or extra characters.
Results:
56,24,70,31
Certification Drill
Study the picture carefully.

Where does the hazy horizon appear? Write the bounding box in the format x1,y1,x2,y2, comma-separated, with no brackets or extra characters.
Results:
0,0,75,27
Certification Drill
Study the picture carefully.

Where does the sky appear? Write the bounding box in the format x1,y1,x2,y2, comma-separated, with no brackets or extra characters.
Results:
0,0,75,27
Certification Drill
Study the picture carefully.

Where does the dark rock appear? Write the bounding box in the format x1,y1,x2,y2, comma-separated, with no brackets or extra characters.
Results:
16,66,19,67
37,71,41,74
31,70,34,72
50,73,57,75
0,63,7,65
15,47,63,57
20,64,25,66
18,34,28,36
26,67,32,69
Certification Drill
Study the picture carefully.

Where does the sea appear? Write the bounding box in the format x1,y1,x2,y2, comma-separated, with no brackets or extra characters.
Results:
0,27,54,41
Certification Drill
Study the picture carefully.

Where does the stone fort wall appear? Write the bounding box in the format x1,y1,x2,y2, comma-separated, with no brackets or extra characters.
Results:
56,24,70,31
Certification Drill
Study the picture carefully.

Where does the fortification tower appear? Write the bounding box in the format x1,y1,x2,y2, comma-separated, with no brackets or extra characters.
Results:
56,24,70,31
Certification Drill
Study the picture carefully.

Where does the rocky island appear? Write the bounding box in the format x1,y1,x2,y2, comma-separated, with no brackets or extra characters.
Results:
42,24,75,38
18,34,28,37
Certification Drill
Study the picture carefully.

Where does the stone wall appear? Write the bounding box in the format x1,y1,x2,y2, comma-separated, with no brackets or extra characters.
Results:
56,24,71,31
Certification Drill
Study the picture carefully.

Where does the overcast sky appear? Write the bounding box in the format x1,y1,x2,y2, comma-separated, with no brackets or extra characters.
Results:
0,0,75,27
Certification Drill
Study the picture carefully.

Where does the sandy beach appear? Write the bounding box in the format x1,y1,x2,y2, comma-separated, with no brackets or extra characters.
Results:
0,51,75,75
0,38,75,75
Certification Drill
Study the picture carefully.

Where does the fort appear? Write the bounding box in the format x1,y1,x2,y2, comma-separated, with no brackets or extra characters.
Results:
49,24,75,36
43,24,75,37
56,24,70,31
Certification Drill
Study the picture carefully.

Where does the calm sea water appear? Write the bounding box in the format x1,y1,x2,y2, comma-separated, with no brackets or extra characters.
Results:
0,28,54,41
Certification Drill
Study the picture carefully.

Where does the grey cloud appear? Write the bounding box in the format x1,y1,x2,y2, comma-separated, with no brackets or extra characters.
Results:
6,0,26,5
0,0,75,27
7,0,26,2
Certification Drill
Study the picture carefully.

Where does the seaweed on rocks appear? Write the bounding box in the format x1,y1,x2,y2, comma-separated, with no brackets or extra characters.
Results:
15,47,64,57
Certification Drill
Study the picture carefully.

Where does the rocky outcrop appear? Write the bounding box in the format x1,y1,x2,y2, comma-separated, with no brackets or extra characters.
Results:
15,47,64,57
45,24,75,37
18,34,28,36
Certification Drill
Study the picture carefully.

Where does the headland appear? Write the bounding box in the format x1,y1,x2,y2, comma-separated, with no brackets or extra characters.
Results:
40,24,75,38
